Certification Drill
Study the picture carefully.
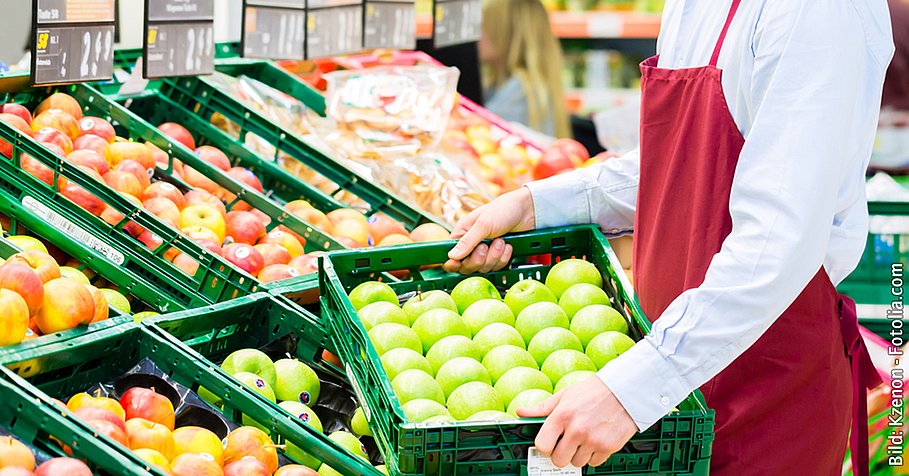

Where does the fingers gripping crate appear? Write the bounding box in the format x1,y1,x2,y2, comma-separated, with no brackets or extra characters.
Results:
0,374,154,475
319,225,715,476
145,291,383,475
0,76,257,305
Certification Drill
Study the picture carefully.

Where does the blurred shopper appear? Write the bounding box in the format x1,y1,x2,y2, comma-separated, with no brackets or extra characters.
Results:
479,0,570,138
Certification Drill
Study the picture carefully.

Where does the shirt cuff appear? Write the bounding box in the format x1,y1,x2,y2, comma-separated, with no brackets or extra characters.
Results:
524,171,591,229
596,337,692,431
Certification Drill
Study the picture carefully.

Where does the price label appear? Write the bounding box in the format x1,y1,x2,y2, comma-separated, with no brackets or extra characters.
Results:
143,0,215,78
527,447,582,476
363,0,416,50
31,0,116,86
241,1,306,60
432,0,481,48
305,0,363,58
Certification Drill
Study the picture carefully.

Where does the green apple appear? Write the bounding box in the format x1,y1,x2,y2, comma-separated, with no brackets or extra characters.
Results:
473,323,525,357
504,279,556,316
435,357,492,398
466,410,512,421
446,382,504,420
328,431,368,460
554,370,598,393
375,465,389,475
461,300,515,336
351,407,371,437
349,281,398,310
368,323,423,355
527,327,583,366
514,302,569,343
357,301,408,330
274,358,321,405
402,290,457,325
197,385,222,408
423,414,455,424
234,371,276,432
540,349,597,386
586,332,636,369
558,283,610,319
60,266,90,284
392,369,445,404
279,401,323,469
401,399,451,423
425,335,479,375
450,276,501,313
570,305,628,347
411,309,470,353
494,367,553,406
100,288,131,314
380,348,433,380
545,258,602,299
507,389,552,416
131,311,160,323
222,349,277,388
319,464,343,476
482,345,537,383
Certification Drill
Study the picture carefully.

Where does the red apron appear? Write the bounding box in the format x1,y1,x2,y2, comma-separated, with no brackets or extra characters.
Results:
632,1,882,474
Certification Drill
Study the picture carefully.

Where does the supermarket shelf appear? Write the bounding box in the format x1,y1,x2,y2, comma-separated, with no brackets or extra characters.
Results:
416,11,661,41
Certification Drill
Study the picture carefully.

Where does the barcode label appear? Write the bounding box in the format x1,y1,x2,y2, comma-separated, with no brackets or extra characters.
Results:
346,363,371,421
22,196,125,265
527,447,581,476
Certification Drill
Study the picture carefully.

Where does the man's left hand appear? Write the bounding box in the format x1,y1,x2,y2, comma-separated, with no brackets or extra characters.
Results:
518,377,638,468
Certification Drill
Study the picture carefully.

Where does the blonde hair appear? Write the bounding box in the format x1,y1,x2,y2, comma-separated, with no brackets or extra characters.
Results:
482,0,570,138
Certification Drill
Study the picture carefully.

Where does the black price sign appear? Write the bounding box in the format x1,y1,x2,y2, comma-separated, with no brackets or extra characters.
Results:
306,0,363,58
143,0,215,78
363,0,416,50
433,0,481,48
31,0,116,86
241,0,306,60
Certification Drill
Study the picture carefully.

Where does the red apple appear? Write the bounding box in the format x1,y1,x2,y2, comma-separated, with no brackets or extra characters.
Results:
73,407,126,432
137,231,179,262
22,152,55,186
7,250,61,283
86,418,128,446
249,209,271,227
103,170,142,198
222,243,265,276
257,264,299,283
367,213,407,243
34,93,83,120
157,122,195,150
114,159,152,191
143,197,181,228
120,387,176,431
184,190,226,217
32,109,80,140
171,252,200,276
34,458,92,476
223,457,270,476
34,127,73,154
142,182,185,209
101,195,144,237
193,238,223,256
78,116,115,142
258,229,305,257
72,134,110,158
182,165,221,195
194,145,231,171
169,453,223,476
67,149,109,176
0,113,33,159
227,167,264,192
0,262,44,316
61,175,106,216
254,243,291,266
289,252,323,275
1,103,32,126
225,211,266,245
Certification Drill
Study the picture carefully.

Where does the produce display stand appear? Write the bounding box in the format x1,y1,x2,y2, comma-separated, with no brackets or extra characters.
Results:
318,225,715,475
837,200,907,339
0,374,154,475
146,291,382,476
0,75,259,304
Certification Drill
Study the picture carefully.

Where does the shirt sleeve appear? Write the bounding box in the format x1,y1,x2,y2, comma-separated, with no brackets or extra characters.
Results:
524,149,639,235
597,0,893,430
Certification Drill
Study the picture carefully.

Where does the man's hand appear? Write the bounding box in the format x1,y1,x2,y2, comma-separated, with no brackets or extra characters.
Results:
518,376,637,468
444,187,536,274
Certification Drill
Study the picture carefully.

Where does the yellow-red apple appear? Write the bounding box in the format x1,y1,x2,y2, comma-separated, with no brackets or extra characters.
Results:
184,190,226,217
33,93,83,120
172,426,223,465
157,123,195,150
35,278,94,333
72,134,109,159
32,109,80,140
1,104,32,126
142,182,185,209
7,250,60,283
222,427,278,474
109,141,155,169
125,418,175,460
0,289,28,346
34,128,73,154
222,244,265,276
114,160,152,191
120,387,176,431
367,213,407,243
0,262,44,316
257,264,299,283
180,205,226,242
194,145,230,171
66,393,126,420
78,116,115,142
83,284,109,324
0,114,32,159
258,229,305,257
103,170,142,198
410,223,449,242
169,453,223,476
225,211,266,245
254,243,291,266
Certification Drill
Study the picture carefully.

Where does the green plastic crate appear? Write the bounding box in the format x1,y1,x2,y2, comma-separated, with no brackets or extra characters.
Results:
318,225,714,475
214,58,327,116
838,201,909,305
0,374,155,475
147,291,382,475
0,316,378,476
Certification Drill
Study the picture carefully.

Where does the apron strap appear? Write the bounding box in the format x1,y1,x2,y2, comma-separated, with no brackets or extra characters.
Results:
839,295,884,476
710,0,743,67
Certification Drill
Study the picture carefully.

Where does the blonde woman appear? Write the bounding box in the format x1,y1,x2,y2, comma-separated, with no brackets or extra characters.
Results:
479,0,570,138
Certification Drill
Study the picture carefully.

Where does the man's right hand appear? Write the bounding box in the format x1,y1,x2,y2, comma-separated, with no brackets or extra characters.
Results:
443,187,537,274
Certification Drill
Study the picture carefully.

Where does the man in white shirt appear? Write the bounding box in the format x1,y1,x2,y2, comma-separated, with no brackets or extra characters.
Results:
445,0,894,474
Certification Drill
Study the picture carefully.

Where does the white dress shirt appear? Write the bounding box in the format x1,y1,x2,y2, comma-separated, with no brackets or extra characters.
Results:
526,0,894,430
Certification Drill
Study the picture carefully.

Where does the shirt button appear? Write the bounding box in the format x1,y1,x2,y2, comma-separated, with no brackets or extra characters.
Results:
660,396,670,406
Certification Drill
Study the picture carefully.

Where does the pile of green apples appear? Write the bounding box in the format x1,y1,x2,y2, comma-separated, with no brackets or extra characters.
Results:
348,258,636,423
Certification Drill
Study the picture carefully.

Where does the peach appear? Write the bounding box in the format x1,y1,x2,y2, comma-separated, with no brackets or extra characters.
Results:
172,426,224,465
108,141,155,169
34,93,83,120
222,427,278,474
1,104,32,126
157,123,195,150
142,182,185,209
367,213,407,243
7,250,60,283
258,229,305,257
35,278,94,333
78,116,115,142
34,458,91,476
254,243,292,266
409,223,450,242
114,159,152,191
257,264,300,283
120,387,176,431
194,146,230,171
0,436,35,470
184,190,226,217
0,262,44,316
225,211,266,245
66,393,126,420
125,418,175,459
0,113,32,159
180,205,226,242
224,457,270,476
103,170,142,198
143,197,181,228
32,109,80,140
34,128,73,154
83,284,109,324
222,244,265,276
169,453,223,476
